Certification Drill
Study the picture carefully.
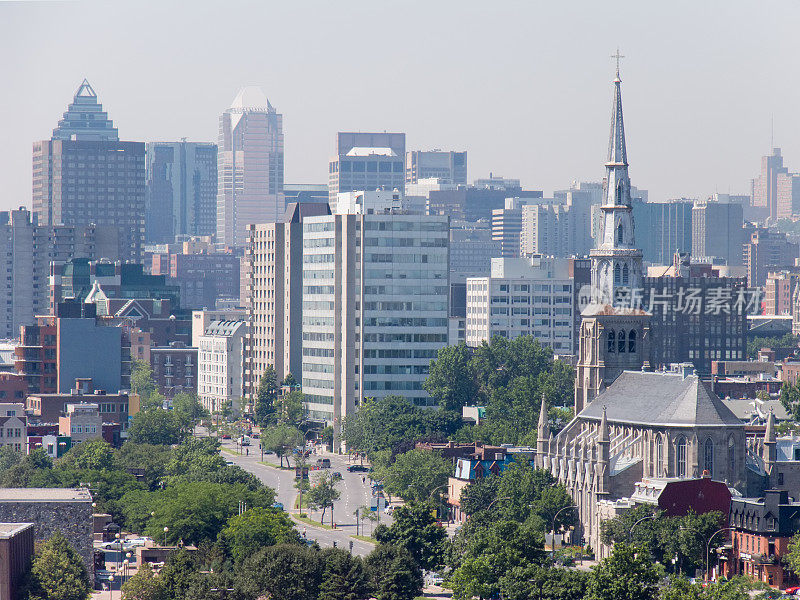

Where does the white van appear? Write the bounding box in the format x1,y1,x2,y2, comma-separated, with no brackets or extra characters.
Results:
239,435,251,446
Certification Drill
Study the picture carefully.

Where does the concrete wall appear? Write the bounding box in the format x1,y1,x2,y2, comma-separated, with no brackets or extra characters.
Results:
57,319,121,393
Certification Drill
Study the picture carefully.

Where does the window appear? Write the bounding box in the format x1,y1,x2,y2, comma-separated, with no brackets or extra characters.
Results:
608,329,616,353
704,438,714,476
655,435,664,476
614,263,621,284
778,472,784,485
728,436,736,474
622,264,629,285
617,222,623,243
618,329,626,353
628,330,636,353
676,436,687,477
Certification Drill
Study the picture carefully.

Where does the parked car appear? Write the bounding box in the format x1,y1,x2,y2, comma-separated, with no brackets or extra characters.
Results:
273,502,284,511
239,436,251,446
332,471,343,480
221,434,231,440
384,504,396,515
316,458,331,468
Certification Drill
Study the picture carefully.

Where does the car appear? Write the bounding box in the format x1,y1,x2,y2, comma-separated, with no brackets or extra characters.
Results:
429,574,444,586
785,588,800,596
384,504,396,515
332,471,343,480
221,434,231,439
239,436,251,446
347,464,369,472
272,502,284,511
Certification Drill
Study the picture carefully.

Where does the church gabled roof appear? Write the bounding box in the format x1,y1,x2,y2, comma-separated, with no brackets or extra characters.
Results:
580,370,744,428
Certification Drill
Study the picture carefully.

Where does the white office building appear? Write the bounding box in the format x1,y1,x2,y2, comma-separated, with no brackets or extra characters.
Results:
466,256,573,353
301,195,449,448
197,319,247,414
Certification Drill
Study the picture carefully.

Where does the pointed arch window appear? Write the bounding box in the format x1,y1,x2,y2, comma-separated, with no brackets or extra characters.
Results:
655,435,664,476
607,329,616,353
704,438,714,477
616,183,622,204
628,330,636,353
677,436,687,477
614,263,621,284
617,222,624,244
618,329,626,353
622,264,629,285
728,436,736,474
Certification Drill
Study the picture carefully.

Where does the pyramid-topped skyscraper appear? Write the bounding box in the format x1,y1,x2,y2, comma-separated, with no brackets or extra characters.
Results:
52,79,119,141
33,80,145,262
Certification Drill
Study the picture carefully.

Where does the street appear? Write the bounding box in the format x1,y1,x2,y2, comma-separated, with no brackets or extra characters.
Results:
201,429,392,557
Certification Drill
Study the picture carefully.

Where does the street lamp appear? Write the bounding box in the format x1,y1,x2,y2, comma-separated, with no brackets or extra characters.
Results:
484,496,512,512
115,533,122,574
163,526,169,546
551,505,579,551
108,574,114,600
704,527,735,583
628,514,658,543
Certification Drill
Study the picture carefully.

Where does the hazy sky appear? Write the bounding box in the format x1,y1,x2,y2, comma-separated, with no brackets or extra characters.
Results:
2,0,799,211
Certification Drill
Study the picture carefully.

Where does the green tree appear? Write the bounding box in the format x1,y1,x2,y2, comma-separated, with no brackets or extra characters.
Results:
121,481,276,545
307,470,341,525
374,502,448,570
424,342,479,411
131,359,157,404
128,408,187,445
171,392,207,426
786,532,800,576
365,544,423,600
380,449,452,504
116,442,171,491
237,543,324,600
23,531,91,600
121,562,169,600
585,543,661,600
218,507,299,563
279,389,306,428
499,564,588,600
748,333,798,360
262,424,303,467
255,366,278,427
159,548,204,600
317,548,372,600
60,439,115,471
281,372,297,387
781,381,800,421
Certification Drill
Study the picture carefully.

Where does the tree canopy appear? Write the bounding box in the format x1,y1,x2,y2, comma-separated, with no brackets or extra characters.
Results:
23,531,91,600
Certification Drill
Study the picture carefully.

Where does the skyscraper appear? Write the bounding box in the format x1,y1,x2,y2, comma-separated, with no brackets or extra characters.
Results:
217,87,285,248
301,194,449,449
406,150,467,185
328,132,405,204
145,141,218,243
632,199,693,265
691,199,744,265
32,80,145,262
753,148,788,222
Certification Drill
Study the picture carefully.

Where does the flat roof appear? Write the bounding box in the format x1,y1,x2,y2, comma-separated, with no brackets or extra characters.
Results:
0,488,92,502
0,522,34,538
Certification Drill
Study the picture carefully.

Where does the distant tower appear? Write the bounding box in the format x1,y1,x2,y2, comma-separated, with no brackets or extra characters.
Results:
217,87,284,247
574,56,651,414
32,80,145,262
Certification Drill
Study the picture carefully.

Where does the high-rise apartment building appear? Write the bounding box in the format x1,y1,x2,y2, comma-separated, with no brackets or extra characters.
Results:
765,271,800,316
32,80,145,262
776,172,800,220
145,141,218,243
520,203,570,257
0,208,117,338
753,148,788,222
245,202,331,397
301,195,449,448
744,228,799,288
449,220,500,278
217,87,284,248
406,150,467,185
328,133,405,203
429,187,543,222
632,199,693,264
466,256,573,354
492,197,549,258
692,200,744,266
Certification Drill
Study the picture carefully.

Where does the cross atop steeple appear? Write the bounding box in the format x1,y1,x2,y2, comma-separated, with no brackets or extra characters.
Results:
611,48,624,81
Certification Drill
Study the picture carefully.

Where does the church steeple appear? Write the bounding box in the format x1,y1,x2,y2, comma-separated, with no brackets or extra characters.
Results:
588,54,643,307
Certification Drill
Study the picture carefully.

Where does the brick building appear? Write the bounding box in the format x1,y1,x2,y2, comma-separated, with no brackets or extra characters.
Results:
27,378,129,427
724,490,800,589
150,342,197,398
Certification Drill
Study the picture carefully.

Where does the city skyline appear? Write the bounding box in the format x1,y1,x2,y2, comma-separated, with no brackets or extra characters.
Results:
2,1,800,211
